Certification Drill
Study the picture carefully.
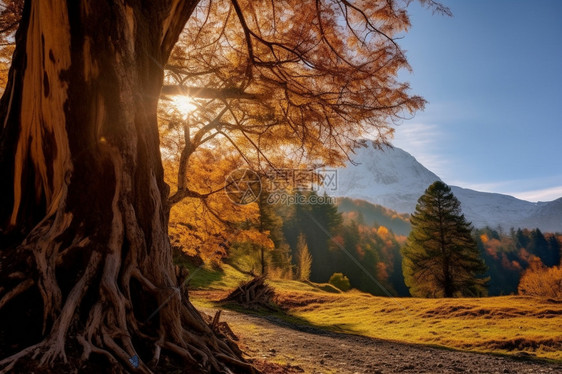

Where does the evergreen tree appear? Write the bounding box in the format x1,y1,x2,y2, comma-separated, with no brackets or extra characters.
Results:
515,228,530,249
257,191,284,275
402,181,488,297
282,191,342,282
547,235,561,266
338,219,363,288
529,229,557,267
258,191,285,248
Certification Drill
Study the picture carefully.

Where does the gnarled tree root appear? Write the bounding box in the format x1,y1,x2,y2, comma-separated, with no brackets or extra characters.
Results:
0,237,259,374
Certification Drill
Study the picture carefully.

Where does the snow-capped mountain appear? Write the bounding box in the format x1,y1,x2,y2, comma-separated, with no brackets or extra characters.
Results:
329,144,562,232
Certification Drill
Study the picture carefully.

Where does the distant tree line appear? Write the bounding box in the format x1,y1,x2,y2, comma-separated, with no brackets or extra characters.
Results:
174,180,561,299
475,227,561,295
224,190,409,296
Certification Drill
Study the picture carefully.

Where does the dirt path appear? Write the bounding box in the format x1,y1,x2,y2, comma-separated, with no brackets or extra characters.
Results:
199,307,562,374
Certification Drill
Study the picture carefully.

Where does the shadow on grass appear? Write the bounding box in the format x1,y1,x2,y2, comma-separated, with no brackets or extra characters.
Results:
208,299,356,339
197,299,562,366
172,252,226,289
185,264,227,289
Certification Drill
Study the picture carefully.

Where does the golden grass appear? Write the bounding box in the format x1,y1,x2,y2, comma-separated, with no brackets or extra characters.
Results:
189,264,562,361
273,289,562,361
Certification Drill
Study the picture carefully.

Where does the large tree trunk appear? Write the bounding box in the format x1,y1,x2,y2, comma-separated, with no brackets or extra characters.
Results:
0,1,253,372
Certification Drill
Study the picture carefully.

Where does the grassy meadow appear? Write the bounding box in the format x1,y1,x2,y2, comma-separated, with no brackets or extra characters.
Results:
184,263,562,362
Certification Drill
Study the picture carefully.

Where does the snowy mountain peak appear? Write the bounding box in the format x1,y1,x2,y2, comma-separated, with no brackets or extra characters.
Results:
331,143,562,233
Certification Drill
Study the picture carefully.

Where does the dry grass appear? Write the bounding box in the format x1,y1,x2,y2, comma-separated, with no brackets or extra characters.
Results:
189,264,562,361
272,289,562,361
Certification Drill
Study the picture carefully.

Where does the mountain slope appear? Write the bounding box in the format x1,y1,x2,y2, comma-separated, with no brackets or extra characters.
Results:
329,144,562,232
334,146,440,213
336,197,411,236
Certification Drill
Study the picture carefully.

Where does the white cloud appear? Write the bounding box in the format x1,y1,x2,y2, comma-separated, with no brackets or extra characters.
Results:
452,178,562,202
392,122,450,177
390,121,562,203
509,186,562,202
453,180,513,192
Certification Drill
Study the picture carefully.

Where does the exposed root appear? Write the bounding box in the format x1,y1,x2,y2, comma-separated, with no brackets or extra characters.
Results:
0,278,33,311
0,251,260,373
211,309,222,329
216,353,260,374
1,127,259,374
131,267,159,294
0,342,43,374
76,335,119,365
162,340,198,365
149,339,162,367
101,331,151,374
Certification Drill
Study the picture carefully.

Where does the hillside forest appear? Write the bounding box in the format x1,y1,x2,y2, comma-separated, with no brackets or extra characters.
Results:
171,183,562,298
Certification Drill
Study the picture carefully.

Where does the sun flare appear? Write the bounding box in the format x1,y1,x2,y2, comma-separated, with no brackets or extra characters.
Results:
171,95,197,118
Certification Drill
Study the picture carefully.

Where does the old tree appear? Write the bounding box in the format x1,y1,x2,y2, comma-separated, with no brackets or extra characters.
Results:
0,0,446,372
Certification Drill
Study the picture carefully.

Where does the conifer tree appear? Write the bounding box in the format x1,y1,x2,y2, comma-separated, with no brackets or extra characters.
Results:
256,191,284,275
547,235,561,266
529,229,557,267
402,181,488,297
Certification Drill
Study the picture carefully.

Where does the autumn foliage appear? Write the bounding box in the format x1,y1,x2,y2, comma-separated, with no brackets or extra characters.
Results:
518,257,562,298
0,0,447,372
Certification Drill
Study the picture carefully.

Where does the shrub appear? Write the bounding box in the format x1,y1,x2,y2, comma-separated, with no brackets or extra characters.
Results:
329,272,351,291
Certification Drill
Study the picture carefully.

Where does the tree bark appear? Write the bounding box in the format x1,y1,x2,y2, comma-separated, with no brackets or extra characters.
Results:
0,1,253,372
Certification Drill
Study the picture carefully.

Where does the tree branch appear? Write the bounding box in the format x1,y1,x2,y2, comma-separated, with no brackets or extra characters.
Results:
161,85,258,100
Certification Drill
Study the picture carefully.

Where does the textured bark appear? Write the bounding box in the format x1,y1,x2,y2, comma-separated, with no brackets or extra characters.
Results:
0,1,253,372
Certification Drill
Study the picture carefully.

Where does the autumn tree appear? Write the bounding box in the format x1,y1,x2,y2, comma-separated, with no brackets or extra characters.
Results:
518,257,562,298
296,234,312,281
0,1,22,90
402,181,488,298
157,0,432,269
163,140,269,264
0,0,446,372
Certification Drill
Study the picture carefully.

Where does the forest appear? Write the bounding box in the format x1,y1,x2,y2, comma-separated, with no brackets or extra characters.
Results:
174,186,561,298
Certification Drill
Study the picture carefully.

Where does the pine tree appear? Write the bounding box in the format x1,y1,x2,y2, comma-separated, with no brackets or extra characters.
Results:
402,181,488,297
257,191,284,275
515,228,530,249
547,235,561,266
529,229,556,267
281,191,342,282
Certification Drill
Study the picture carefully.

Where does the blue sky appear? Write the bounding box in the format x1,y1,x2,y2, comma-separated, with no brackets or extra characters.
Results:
392,0,562,202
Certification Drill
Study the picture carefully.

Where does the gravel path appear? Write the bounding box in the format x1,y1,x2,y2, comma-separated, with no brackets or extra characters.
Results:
200,307,562,374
